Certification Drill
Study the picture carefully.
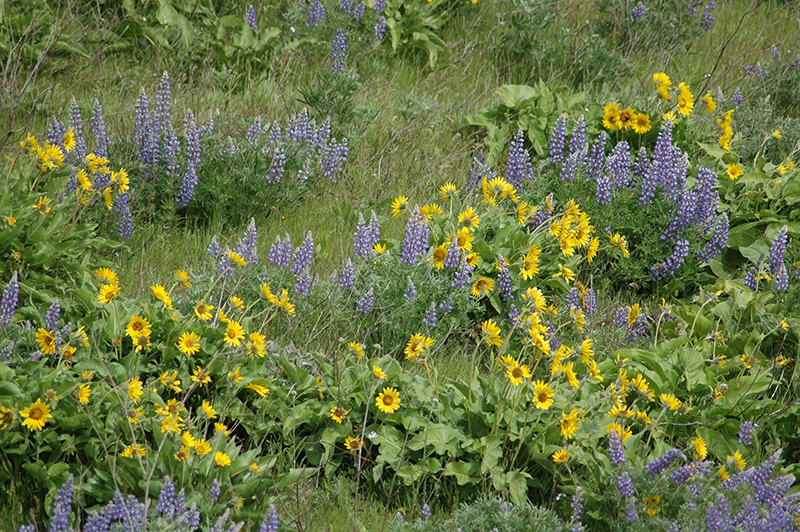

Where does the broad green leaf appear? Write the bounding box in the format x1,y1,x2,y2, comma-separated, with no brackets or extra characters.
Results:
496,85,539,109
443,461,479,485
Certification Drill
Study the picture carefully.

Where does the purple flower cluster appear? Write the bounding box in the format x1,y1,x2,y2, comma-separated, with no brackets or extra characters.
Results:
236,218,259,266
356,289,374,313
208,479,221,503
44,298,61,331
497,257,514,301
732,87,743,108
566,288,580,312
769,225,788,291
259,505,280,532
374,17,387,40
423,302,437,328
269,234,293,268
1,271,20,327
291,231,315,275
339,259,355,290
306,0,326,27
569,489,584,524
595,173,612,206
48,117,67,152
632,1,645,20
549,114,567,165
651,239,690,281
739,421,754,445
295,269,312,296
68,97,87,163
374,0,385,13
771,45,780,60
247,118,263,146
644,448,685,475
265,146,287,183
743,63,766,79
400,207,430,265
585,132,606,182
568,115,586,161
443,241,461,269
696,213,729,263
583,288,597,316
321,138,349,182
332,29,347,72
506,129,534,189
608,430,626,464
451,259,473,289
438,296,453,315
404,278,417,301
617,472,635,498
91,99,109,159
114,192,133,239
352,2,365,21
605,141,632,189
176,109,202,206
700,1,716,31
245,5,257,32
353,212,381,256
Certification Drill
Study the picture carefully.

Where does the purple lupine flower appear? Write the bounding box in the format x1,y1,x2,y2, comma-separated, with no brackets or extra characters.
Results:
68,97,87,163
792,59,800,70
700,2,716,31
49,475,74,532
652,239,690,281
247,118,262,145
157,476,176,516
268,123,282,145
595,173,612,206
404,278,417,301
134,89,155,167
632,146,649,182
506,129,533,189
356,289,374,313
568,115,586,160
295,268,312,296
443,241,461,269
743,263,759,291
529,209,550,231
661,190,697,241
286,110,309,143
606,141,632,189
259,505,280,532
585,132,606,182
47,117,67,152
245,5,257,32
632,1,645,20
154,71,172,137
421,503,432,518
771,45,780,60
509,304,522,327
306,0,326,26
395,512,405,524
208,479,221,503
291,231,315,275
644,448,685,475
732,88,743,108
353,213,372,256
617,472,635,498
114,192,133,239
237,218,259,266
549,114,568,165
566,288,580,311
269,235,292,268
400,207,430,265
438,296,453,315
706,494,732,531
608,430,626,464
624,500,637,522
738,421,753,445
583,288,597,316
768,225,788,275
612,307,629,328
547,322,560,351
321,138,349,182
367,211,381,249
1,271,20,327
743,64,765,79
751,450,782,503
352,1,365,21
44,298,60,331
451,258,474,289
640,121,675,205
209,509,231,532
339,259,355,290
0,344,13,361
161,123,181,177
207,236,221,256
559,150,580,181
332,29,346,72
265,146,286,183
569,489,583,523
373,0,385,12
775,262,789,291
466,153,486,190
91,99,109,159
692,167,719,228
18,526,34,532
423,301,438,328
339,0,353,12
176,167,198,207
497,256,514,301
696,213,729,263
732,498,758,529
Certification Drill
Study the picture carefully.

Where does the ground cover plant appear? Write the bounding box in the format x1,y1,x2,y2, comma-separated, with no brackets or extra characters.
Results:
2,0,800,531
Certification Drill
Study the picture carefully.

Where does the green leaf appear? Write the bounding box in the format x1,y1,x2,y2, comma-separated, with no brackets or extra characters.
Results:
443,461,479,485
157,0,195,47
496,85,539,109
697,142,727,159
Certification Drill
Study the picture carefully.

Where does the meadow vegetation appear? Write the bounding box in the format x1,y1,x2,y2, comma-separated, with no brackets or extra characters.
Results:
2,0,800,531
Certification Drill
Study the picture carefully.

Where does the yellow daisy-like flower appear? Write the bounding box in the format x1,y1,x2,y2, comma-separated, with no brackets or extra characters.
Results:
159,370,182,392
727,450,746,471
33,196,53,214
114,169,129,194
86,153,110,174
227,251,247,267
125,316,151,339
347,341,365,359
229,295,245,310
181,431,196,448
178,331,201,356
35,328,56,355
419,203,443,221
391,195,409,218
480,319,502,347
439,182,459,201
330,406,347,423
471,277,494,298
20,398,52,431
127,377,144,404
580,339,594,364
618,107,635,129
703,93,717,114
215,423,231,434
246,383,270,397
372,365,386,379
552,449,569,464
643,495,661,516
63,128,76,153
103,187,114,210
507,363,532,386
194,300,214,321
214,451,232,467
602,102,622,130
607,422,633,443
131,333,150,352
127,407,143,424
191,366,211,387
586,359,603,382
631,113,651,134
773,129,782,140
465,252,480,267
374,243,387,254
692,437,707,461
174,270,192,287
224,321,245,346
77,384,91,404
652,72,672,100
201,400,218,419
726,163,743,180
560,408,581,439
1,405,16,430
659,393,682,410
344,436,362,452
553,264,575,284
532,380,555,410
499,355,518,371
677,82,694,117
376,387,401,414
718,466,729,481
448,227,475,252
174,446,189,462
404,333,434,360
250,462,263,474
227,366,244,383
195,440,212,455
4,216,16,226
121,444,146,458
151,285,173,309
520,245,541,280
457,206,480,231
98,284,120,304
431,245,448,269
